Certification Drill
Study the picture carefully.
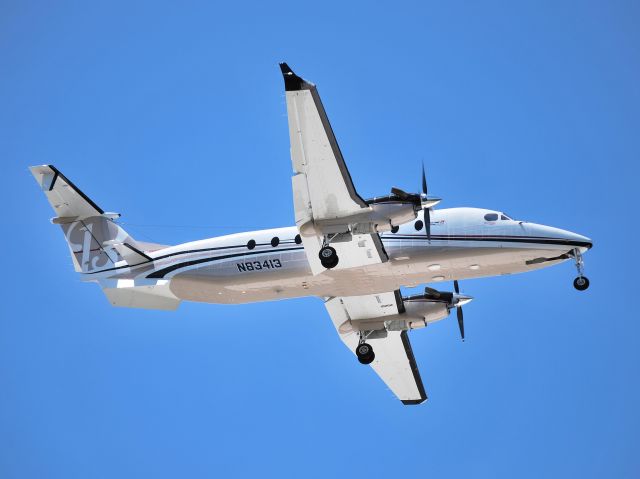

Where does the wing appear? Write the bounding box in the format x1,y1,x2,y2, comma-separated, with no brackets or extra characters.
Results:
280,62,367,223
280,63,387,274
325,291,428,405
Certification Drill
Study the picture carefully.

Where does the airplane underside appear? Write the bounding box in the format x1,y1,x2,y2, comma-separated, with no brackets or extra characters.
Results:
168,242,581,305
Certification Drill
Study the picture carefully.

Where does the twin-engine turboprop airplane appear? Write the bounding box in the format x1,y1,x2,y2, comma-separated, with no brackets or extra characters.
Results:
30,63,592,404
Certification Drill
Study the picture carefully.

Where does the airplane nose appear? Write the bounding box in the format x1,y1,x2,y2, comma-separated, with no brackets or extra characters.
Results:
556,228,592,248
526,223,592,250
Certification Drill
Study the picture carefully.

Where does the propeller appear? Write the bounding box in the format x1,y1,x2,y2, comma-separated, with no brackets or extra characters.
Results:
454,280,465,341
390,163,441,242
402,282,470,341
421,162,431,243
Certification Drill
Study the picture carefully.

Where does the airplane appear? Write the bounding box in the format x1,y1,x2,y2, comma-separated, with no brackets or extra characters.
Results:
29,63,592,405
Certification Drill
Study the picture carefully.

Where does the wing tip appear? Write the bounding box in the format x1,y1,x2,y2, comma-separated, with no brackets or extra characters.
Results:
401,397,428,406
279,62,314,91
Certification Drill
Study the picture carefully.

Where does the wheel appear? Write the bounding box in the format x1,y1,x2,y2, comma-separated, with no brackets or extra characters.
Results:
321,255,339,269
319,246,339,269
356,343,375,365
573,276,590,291
358,350,375,365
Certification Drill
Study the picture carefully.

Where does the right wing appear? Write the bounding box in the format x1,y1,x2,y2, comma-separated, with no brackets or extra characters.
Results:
280,62,367,224
280,63,389,274
325,291,428,405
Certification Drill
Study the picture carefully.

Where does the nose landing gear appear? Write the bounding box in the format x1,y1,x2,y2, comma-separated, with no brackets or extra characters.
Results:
572,248,590,291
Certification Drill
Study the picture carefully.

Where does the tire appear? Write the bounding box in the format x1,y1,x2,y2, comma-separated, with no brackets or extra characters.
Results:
358,350,375,365
320,255,339,269
573,276,590,291
319,246,339,269
356,343,375,364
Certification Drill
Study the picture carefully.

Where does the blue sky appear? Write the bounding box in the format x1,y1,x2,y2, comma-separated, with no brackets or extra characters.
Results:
1,1,638,477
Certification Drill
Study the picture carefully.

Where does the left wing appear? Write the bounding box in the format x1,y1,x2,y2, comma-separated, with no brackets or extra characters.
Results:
325,291,428,405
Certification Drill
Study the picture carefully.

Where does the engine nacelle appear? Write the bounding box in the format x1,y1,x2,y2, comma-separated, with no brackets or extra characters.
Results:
340,301,450,334
302,202,418,237
368,202,417,232
404,301,450,325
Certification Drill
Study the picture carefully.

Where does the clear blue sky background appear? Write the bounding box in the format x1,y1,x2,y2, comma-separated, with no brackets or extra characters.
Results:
1,1,638,477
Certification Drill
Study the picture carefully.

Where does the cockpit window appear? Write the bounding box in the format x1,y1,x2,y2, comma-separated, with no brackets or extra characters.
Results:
484,213,499,221
501,214,511,220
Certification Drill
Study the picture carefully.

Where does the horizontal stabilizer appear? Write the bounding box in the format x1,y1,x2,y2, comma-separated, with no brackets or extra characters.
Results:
100,280,180,310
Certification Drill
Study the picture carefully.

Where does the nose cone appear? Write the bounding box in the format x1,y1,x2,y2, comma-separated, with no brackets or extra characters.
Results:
526,223,592,250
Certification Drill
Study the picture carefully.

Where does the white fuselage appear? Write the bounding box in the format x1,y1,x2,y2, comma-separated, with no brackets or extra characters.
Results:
88,207,592,305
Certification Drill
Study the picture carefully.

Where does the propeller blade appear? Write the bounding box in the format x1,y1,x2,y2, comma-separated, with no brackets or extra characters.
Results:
424,207,431,243
457,307,465,341
421,162,428,196
453,280,465,340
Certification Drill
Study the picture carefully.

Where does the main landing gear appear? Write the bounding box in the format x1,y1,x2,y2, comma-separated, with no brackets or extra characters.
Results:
319,235,340,269
319,245,338,268
572,248,590,291
355,332,375,364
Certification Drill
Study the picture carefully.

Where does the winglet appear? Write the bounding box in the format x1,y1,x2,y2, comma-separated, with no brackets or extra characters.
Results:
279,62,314,91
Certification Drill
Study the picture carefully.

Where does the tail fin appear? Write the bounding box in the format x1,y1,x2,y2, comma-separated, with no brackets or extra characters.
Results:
30,165,149,273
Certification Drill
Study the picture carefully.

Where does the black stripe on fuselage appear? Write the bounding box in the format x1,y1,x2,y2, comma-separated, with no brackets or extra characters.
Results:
147,246,303,279
83,234,590,277
384,234,592,249
83,240,300,275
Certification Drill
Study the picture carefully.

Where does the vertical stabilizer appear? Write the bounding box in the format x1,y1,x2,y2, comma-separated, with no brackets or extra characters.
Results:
30,165,147,273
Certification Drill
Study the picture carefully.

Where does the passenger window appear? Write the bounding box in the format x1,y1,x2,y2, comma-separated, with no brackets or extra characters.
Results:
271,237,279,247
247,239,256,250
484,213,498,221
414,220,424,231
391,225,399,234
294,234,302,244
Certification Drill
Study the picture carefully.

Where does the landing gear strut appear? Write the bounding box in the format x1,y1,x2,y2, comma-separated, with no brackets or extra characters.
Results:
355,332,375,364
572,248,590,291
319,235,339,269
